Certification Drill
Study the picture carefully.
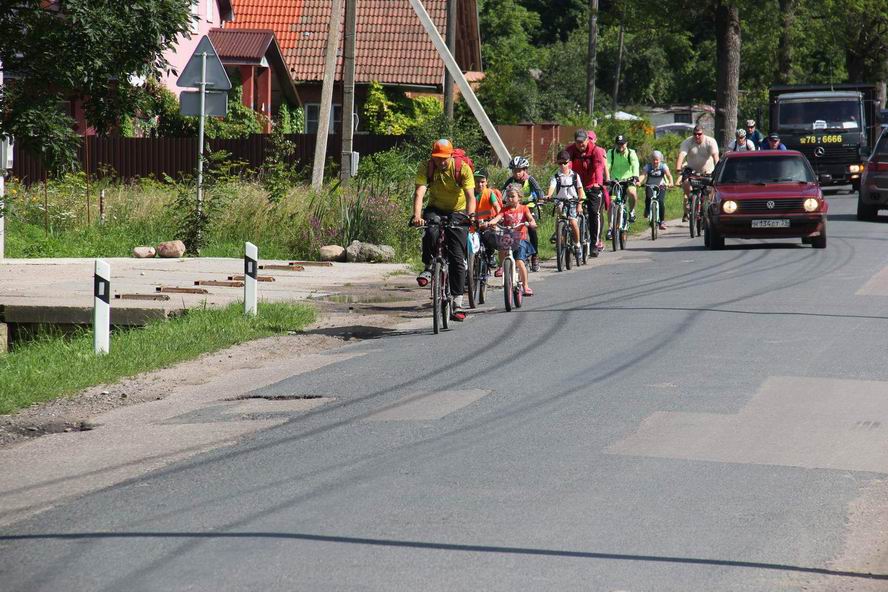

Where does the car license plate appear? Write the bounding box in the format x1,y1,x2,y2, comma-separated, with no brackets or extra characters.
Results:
751,219,790,228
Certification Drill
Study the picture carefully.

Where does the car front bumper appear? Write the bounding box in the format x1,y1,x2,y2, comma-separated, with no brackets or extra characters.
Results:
711,213,826,239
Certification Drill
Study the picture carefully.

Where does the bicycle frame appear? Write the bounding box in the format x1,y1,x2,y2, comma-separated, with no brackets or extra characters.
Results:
551,197,583,270
416,216,467,334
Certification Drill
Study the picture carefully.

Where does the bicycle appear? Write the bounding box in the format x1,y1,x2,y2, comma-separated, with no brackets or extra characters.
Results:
644,183,665,241
682,167,711,239
496,222,528,312
608,177,637,251
584,186,605,257
468,227,495,307
414,214,470,334
549,196,583,271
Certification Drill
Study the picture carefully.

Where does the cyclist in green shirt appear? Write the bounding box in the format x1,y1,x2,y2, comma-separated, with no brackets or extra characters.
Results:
606,134,640,226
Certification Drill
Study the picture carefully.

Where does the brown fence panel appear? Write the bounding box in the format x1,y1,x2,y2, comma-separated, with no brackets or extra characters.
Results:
12,133,406,185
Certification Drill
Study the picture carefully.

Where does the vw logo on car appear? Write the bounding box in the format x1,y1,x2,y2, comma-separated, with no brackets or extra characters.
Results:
766,200,775,209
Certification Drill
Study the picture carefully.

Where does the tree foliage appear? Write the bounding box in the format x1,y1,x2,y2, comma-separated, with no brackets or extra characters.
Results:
473,0,888,125
0,0,193,174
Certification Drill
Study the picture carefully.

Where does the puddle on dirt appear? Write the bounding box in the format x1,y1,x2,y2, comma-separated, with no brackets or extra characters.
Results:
310,292,416,304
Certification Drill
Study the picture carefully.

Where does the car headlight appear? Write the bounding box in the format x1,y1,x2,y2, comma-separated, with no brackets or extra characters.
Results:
803,198,820,212
722,200,738,214
849,164,862,174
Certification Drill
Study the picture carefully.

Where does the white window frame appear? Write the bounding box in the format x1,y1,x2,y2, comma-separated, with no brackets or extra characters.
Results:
190,1,200,33
206,0,213,22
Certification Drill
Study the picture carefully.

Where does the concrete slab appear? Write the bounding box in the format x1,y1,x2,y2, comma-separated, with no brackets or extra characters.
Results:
0,257,412,326
607,376,888,473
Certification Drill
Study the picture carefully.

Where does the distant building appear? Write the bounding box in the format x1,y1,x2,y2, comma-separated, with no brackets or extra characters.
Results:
641,104,715,135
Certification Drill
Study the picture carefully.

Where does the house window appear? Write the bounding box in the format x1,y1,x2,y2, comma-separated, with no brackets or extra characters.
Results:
190,1,200,32
305,103,342,134
674,112,693,124
206,0,213,22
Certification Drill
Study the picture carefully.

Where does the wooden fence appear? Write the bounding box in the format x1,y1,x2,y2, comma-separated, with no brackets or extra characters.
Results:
11,134,405,184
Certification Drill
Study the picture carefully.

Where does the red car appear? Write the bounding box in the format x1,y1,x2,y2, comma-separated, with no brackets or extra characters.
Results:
704,150,829,249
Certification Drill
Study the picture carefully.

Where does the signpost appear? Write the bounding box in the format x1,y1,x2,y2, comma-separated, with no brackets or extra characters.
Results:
177,36,231,253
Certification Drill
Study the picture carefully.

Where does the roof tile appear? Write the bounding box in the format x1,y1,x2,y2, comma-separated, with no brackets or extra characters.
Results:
228,0,451,86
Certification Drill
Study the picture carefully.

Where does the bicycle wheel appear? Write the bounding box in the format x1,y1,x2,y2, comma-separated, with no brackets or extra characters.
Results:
564,224,573,270
431,259,442,334
476,255,487,305
555,220,565,272
651,201,659,241
440,267,449,330
503,257,514,312
611,206,621,251
696,201,704,236
620,229,627,250
515,282,523,308
689,195,698,238
577,215,587,264
467,253,476,309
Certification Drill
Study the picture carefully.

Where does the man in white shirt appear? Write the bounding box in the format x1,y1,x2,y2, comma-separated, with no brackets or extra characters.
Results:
676,124,720,222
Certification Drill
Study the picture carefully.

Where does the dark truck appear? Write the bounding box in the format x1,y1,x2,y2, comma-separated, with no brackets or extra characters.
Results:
768,84,880,190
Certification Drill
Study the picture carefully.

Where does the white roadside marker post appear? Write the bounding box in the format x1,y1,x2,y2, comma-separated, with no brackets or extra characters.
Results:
244,242,258,316
94,259,110,354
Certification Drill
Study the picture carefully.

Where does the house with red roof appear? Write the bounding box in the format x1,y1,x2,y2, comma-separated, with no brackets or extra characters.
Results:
224,0,482,132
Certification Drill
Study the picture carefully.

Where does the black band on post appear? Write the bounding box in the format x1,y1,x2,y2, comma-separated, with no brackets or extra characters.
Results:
94,275,110,305
245,256,258,279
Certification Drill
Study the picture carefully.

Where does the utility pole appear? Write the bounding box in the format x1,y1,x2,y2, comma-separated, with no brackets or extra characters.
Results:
340,0,357,183
312,0,344,190
443,0,456,119
612,0,626,112
586,0,599,116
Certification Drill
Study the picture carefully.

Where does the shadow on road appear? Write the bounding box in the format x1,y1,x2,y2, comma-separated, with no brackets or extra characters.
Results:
1,530,885,581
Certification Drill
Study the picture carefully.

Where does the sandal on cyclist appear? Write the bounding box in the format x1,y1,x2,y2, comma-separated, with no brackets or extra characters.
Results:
658,223,667,230
416,269,432,287
494,266,503,277
450,307,467,322
524,286,534,296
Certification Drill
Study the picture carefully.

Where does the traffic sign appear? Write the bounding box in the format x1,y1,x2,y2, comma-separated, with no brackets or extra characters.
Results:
176,36,232,90
179,91,227,117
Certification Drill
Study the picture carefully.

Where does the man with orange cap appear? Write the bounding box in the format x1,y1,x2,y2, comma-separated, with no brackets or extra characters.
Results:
412,139,476,322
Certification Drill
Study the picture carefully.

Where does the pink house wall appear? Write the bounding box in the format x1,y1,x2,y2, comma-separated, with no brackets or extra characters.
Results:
161,0,229,97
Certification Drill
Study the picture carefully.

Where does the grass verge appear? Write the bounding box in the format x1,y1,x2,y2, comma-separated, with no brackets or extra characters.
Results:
0,302,315,415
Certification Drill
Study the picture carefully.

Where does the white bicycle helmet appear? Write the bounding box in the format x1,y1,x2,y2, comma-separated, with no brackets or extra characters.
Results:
509,155,530,170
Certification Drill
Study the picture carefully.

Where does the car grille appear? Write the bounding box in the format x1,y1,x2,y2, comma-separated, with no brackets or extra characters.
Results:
797,145,858,167
736,198,804,213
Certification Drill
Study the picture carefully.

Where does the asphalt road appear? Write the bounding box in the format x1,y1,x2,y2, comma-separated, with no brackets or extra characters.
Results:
3,190,888,591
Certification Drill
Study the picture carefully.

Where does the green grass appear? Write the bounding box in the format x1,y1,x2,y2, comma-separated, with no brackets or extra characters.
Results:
0,301,315,415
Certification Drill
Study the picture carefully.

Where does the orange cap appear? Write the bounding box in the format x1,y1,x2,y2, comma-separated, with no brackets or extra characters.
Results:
431,139,454,158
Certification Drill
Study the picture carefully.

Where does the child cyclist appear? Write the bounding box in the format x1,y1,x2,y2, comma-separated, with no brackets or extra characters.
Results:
473,169,502,269
545,150,586,262
490,183,538,296
638,150,674,230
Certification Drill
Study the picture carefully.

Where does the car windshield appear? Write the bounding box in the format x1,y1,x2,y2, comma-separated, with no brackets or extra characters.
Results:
718,155,815,184
778,98,861,130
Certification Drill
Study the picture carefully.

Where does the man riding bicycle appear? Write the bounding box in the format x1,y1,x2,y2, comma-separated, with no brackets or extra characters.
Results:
606,134,640,226
676,124,719,222
566,129,610,255
501,155,544,272
413,139,476,322
545,150,586,262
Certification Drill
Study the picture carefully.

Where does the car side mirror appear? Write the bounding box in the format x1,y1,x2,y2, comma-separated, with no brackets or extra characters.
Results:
859,146,872,160
818,173,833,184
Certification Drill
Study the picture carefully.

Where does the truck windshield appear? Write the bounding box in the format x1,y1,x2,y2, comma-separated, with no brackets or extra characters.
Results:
778,98,861,130
718,155,815,184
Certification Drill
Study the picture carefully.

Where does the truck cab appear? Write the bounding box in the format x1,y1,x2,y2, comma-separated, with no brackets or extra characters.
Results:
769,84,879,190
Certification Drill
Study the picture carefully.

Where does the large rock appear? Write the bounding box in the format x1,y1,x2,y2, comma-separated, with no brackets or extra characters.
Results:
360,243,396,263
345,240,363,263
132,246,156,259
319,245,346,262
155,240,186,258
346,240,397,263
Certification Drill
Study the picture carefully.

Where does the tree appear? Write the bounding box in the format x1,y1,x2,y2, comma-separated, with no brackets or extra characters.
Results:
0,0,192,174
715,1,740,147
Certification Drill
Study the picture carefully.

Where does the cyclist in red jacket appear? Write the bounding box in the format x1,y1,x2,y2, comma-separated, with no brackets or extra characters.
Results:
566,129,610,254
